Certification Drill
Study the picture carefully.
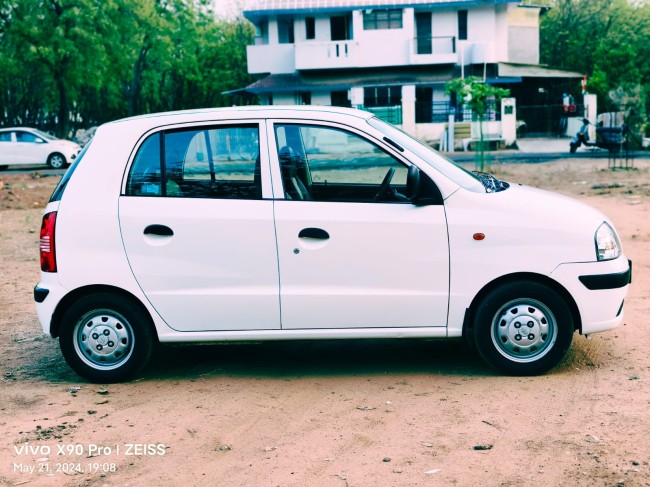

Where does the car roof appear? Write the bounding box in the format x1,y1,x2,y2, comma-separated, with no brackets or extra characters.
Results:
108,105,375,126
0,127,39,131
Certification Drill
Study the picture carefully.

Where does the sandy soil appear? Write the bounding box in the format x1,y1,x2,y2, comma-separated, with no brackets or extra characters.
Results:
0,158,649,487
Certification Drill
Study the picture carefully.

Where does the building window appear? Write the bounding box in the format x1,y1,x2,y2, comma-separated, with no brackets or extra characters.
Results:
330,15,352,41
278,16,295,44
255,20,268,45
458,10,468,41
305,16,315,40
363,9,403,30
364,86,401,107
299,92,312,105
331,90,351,107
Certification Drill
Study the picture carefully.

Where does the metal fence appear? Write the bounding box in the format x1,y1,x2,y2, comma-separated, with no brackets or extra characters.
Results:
364,105,403,125
517,104,584,137
415,100,502,124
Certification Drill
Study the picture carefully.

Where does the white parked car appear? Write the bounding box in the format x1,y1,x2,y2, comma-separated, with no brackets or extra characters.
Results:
35,106,632,382
0,127,81,169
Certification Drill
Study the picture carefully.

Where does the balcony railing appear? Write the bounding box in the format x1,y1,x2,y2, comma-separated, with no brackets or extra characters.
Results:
409,36,457,65
295,41,357,70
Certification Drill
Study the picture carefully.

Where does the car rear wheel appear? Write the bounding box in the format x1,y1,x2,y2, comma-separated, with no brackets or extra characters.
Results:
473,281,574,375
59,293,154,383
48,152,66,169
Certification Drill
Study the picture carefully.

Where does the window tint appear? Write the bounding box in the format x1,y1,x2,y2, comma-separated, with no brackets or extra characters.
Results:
0,131,11,142
275,124,409,203
126,125,261,199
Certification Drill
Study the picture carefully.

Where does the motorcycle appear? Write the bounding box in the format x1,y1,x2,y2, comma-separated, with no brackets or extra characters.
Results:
570,118,625,154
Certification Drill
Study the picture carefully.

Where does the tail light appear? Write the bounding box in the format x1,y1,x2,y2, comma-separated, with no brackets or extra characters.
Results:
40,211,57,272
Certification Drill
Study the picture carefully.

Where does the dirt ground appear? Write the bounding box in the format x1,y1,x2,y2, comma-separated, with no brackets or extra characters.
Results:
0,157,649,487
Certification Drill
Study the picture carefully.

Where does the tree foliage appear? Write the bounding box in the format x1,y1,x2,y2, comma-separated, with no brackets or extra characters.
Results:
0,0,254,137
447,77,510,171
538,0,650,114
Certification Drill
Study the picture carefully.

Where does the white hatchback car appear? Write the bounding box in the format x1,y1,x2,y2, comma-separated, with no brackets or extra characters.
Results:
35,106,631,382
0,127,81,169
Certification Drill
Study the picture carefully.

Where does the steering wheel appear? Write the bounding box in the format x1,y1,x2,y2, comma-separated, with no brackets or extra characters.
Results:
373,167,395,202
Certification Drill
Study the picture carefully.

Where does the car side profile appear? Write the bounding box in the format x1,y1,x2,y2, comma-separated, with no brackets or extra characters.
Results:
0,127,81,169
34,106,632,382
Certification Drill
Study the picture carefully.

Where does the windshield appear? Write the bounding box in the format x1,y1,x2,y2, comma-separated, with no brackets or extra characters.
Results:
32,129,58,141
368,117,486,193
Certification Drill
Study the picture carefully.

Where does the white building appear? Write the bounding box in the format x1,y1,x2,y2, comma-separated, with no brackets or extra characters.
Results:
238,0,582,145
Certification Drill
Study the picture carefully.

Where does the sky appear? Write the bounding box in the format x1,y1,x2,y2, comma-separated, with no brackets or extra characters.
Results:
213,0,243,17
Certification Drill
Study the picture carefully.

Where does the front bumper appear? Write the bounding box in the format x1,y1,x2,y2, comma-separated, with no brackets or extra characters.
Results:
550,256,631,335
579,259,632,290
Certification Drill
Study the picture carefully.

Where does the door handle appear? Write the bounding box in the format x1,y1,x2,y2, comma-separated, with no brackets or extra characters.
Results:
144,224,174,237
298,228,329,240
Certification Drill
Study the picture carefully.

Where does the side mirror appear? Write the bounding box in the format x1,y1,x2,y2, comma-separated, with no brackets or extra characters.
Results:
406,164,420,200
408,165,443,206
35,138,45,144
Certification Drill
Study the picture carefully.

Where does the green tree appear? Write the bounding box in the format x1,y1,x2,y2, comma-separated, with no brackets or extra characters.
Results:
539,0,650,116
447,77,510,171
0,0,254,137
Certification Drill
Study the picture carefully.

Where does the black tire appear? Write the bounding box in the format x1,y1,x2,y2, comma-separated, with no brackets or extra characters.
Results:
59,293,154,383
0,165,8,171
47,152,66,169
473,281,574,375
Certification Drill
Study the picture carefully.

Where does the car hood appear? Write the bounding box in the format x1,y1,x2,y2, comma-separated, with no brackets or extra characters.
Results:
445,182,613,265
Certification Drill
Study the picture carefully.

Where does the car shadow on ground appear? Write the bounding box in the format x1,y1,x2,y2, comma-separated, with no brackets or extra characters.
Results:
142,339,494,381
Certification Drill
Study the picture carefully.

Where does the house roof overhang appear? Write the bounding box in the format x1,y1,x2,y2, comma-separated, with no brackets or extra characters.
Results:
497,62,584,79
240,67,456,94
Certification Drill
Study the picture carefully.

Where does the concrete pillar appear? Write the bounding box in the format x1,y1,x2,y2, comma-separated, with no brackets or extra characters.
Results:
447,114,455,152
402,85,416,134
584,93,597,141
350,86,364,109
501,97,517,146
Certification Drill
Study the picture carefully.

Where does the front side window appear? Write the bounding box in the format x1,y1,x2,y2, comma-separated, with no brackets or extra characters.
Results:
0,131,11,142
274,124,409,203
126,125,261,199
16,131,41,143
363,9,403,30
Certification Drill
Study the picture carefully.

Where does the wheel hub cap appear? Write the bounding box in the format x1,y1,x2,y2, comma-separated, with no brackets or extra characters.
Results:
492,300,556,363
75,312,133,369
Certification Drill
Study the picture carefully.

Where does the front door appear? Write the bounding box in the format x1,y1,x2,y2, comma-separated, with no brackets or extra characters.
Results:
271,122,449,329
119,122,281,332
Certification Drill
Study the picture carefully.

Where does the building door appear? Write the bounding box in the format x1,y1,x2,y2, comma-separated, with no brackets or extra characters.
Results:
330,15,352,41
415,12,432,54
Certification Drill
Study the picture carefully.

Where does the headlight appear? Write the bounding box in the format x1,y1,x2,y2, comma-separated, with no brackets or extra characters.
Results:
595,222,621,261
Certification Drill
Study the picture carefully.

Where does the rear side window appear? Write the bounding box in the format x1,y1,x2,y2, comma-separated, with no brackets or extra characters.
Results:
125,125,261,199
49,141,92,202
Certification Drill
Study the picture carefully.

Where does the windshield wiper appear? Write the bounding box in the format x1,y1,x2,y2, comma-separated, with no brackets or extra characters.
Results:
472,171,510,193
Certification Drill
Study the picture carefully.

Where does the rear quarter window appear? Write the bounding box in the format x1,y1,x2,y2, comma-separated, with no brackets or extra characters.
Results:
49,141,92,202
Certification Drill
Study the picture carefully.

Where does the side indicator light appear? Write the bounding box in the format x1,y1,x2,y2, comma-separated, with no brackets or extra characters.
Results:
473,233,485,241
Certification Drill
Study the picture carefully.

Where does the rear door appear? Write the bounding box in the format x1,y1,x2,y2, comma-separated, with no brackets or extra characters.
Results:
119,121,281,332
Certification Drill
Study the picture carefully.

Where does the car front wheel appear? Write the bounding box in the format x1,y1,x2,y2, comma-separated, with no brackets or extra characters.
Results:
59,293,154,383
473,281,574,375
47,152,67,169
